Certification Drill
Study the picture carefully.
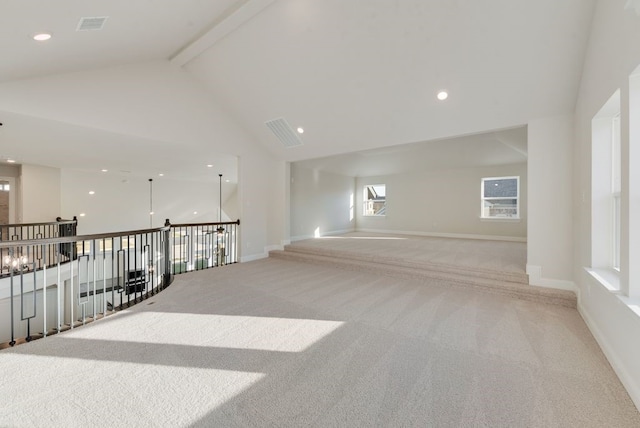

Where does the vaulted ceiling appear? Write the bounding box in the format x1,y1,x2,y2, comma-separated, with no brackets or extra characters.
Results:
0,0,596,178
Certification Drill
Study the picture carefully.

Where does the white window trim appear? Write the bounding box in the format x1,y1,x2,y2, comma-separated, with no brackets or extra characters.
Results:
611,114,621,272
363,184,386,217
612,192,621,272
590,89,620,288
480,176,520,220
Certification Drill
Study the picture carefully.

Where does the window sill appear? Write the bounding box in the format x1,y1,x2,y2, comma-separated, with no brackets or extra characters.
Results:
585,267,620,292
585,267,640,317
479,217,520,223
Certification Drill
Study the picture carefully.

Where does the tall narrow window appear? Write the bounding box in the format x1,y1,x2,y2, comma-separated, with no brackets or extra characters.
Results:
591,89,620,277
612,114,621,271
363,184,386,216
481,176,519,219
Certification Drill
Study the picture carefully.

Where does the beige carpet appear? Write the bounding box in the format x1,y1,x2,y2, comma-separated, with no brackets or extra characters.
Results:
0,257,638,427
290,232,528,274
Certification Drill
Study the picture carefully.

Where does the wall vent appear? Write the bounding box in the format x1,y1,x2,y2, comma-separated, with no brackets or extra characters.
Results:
77,16,109,31
265,118,304,148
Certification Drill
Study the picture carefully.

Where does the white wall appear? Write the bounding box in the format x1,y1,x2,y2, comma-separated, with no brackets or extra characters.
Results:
267,160,289,248
355,164,527,240
0,164,20,223
526,115,574,286
0,61,287,259
21,164,60,223
572,0,640,409
60,170,239,235
290,164,355,240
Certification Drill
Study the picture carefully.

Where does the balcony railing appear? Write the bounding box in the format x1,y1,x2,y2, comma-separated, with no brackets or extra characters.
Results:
0,219,239,348
170,220,239,274
0,217,77,278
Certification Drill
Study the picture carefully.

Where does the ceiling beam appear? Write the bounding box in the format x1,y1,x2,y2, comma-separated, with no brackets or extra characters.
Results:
170,0,276,67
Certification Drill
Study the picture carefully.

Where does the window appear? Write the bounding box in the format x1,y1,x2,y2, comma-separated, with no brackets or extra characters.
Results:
363,184,386,216
612,114,621,271
591,89,621,277
481,176,519,219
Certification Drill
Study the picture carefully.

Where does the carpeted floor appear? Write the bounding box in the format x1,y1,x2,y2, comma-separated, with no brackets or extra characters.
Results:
0,255,638,427
289,232,528,274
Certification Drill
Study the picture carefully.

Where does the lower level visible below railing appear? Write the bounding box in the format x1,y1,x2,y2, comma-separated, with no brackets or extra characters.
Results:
169,220,239,274
0,219,241,348
0,228,171,348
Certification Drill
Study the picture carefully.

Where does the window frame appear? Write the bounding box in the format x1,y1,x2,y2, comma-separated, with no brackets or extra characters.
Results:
611,113,621,271
362,184,386,217
480,176,520,220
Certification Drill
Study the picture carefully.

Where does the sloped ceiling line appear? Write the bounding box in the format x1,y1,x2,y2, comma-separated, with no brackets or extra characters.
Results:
171,0,277,67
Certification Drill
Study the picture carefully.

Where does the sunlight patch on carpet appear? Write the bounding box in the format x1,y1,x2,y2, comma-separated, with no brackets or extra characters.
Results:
64,312,345,352
0,352,264,426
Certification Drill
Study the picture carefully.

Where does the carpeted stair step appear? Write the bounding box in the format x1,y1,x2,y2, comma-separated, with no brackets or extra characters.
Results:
269,249,576,308
282,243,529,284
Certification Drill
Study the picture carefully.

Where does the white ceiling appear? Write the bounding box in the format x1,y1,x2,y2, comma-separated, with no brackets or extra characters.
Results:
0,110,238,183
0,0,596,178
0,0,245,82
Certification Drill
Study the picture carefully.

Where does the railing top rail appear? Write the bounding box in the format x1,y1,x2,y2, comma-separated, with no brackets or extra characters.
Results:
170,219,240,227
0,225,170,249
0,219,77,228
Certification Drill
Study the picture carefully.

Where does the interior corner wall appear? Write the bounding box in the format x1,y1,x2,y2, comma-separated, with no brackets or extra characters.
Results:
526,115,574,283
571,0,640,410
237,152,272,260
266,159,289,248
0,164,21,223
20,164,61,223
355,164,527,240
290,164,355,240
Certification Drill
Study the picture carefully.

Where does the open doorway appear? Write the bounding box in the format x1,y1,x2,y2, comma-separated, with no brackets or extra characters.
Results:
0,180,9,226
0,176,17,229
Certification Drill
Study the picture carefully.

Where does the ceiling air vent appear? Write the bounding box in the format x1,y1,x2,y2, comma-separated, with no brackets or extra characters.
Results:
265,118,304,148
77,16,109,31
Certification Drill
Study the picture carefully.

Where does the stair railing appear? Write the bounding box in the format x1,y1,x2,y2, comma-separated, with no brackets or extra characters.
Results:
168,219,240,274
0,217,77,278
0,218,241,348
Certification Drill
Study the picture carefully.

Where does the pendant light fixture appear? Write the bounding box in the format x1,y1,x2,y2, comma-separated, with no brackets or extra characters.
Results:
217,174,225,234
149,178,154,228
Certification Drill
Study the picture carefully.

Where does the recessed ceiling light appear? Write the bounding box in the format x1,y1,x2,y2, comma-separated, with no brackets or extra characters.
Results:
7,159,15,163
101,169,108,172
88,191,95,195
80,213,86,217
297,127,304,134
437,91,448,101
225,179,230,183
207,164,213,168
159,173,164,177
193,211,198,215
33,33,52,41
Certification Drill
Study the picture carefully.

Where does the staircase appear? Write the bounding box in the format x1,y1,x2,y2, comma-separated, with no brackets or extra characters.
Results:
269,244,576,308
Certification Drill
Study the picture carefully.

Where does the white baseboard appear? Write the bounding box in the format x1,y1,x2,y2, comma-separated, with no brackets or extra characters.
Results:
578,302,640,411
526,264,577,292
240,252,268,263
291,228,356,242
241,241,292,262
290,234,313,242
356,228,527,243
